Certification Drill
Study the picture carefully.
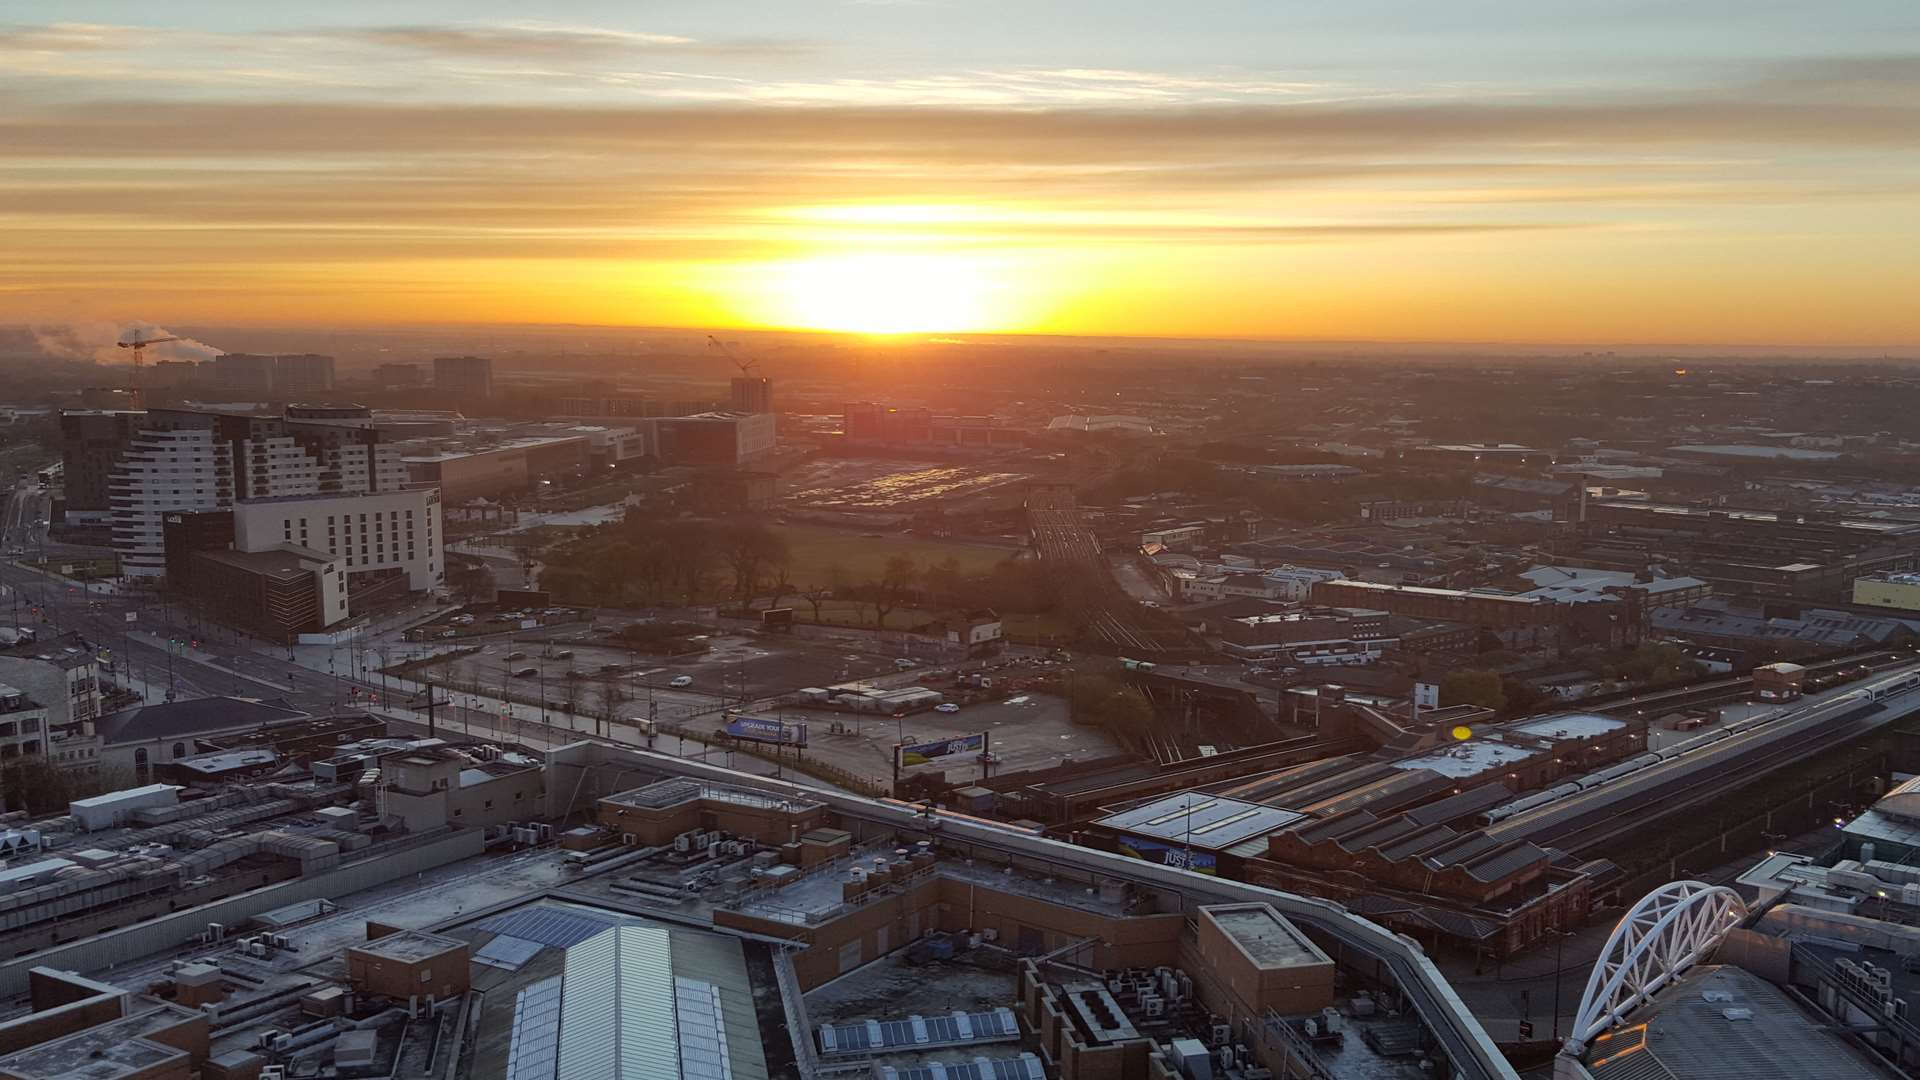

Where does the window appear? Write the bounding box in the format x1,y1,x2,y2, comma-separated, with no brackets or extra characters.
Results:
172,741,185,758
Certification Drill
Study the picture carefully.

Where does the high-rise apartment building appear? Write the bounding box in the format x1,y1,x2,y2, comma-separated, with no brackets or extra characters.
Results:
57,410,149,522
729,376,773,414
434,355,494,399
212,353,276,397
210,353,336,398
273,353,336,395
88,408,409,577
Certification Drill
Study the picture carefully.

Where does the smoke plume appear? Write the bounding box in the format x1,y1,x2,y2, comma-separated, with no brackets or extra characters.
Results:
29,321,223,364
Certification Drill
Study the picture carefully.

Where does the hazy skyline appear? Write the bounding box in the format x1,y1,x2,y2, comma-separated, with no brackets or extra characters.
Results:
5,2,1919,345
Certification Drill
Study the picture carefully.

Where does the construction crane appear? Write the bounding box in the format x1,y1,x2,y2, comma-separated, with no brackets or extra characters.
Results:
707,334,759,376
117,331,180,385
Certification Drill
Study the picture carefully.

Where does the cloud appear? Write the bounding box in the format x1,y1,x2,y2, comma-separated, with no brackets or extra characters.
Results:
1739,53,1920,100
0,22,140,53
4,97,1916,163
312,22,813,60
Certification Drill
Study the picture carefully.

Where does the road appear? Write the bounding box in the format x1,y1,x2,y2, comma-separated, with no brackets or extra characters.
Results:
0,551,850,791
0,479,49,556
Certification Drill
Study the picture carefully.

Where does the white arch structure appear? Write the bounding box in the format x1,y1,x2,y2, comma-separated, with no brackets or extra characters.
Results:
1564,880,1748,1055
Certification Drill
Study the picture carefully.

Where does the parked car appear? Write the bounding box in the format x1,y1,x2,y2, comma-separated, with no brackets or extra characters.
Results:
935,703,960,714
894,658,917,670
670,675,693,688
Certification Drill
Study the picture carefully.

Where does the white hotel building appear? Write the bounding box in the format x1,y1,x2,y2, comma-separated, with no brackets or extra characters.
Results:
231,487,443,592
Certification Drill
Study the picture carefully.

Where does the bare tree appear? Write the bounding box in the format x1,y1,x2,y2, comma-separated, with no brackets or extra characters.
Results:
595,671,624,732
765,557,794,610
802,584,833,624
720,523,789,607
872,555,919,629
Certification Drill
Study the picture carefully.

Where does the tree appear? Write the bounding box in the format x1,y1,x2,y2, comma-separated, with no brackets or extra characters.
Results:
923,556,964,605
1439,669,1506,712
800,563,847,624
1068,674,1157,741
595,671,625,731
445,556,493,603
562,668,587,717
720,523,788,605
538,566,594,605
801,584,834,624
872,555,918,629
769,561,794,608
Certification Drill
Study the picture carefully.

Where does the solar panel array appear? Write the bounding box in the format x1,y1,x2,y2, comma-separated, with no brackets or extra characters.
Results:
506,977,563,1080
474,934,547,971
878,1056,1046,1080
475,906,625,949
818,1009,1021,1056
674,976,735,1080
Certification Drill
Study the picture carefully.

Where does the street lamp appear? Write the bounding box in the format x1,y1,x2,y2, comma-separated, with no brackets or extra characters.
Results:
1551,928,1572,1042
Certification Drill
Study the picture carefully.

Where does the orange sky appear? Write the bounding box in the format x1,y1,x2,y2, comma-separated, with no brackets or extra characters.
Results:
4,8,1919,346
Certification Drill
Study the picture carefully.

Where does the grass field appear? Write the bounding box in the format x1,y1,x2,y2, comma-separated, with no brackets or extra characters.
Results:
772,524,1017,588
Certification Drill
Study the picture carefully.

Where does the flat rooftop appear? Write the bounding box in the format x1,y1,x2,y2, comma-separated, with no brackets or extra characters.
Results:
1579,964,1892,1080
733,850,1135,927
0,1006,196,1080
353,928,467,962
1508,714,1624,741
1094,792,1305,851
602,778,823,814
1389,740,1538,780
1206,904,1332,968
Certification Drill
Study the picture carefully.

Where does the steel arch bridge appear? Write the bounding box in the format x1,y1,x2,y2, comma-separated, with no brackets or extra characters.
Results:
1565,880,1748,1055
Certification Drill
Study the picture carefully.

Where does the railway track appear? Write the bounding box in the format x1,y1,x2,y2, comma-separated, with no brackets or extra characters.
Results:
1487,663,1920,853
1026,486,1198,658
1590,650,1908,718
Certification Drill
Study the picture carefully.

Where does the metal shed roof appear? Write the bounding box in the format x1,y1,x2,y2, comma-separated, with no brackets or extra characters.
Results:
556,926,681,1080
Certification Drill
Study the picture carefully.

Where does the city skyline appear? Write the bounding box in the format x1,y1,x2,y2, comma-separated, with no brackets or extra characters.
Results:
4,2,1918,345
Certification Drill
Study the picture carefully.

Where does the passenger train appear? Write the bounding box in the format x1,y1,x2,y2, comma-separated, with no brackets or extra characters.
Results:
1480,668,1920,827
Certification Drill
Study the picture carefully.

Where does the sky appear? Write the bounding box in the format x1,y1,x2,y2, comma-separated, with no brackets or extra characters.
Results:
4,2,1919,346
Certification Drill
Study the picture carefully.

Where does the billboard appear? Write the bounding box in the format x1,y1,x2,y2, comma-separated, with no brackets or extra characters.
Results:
724,714,808,747
897,732,987,767
1113,836,1218,874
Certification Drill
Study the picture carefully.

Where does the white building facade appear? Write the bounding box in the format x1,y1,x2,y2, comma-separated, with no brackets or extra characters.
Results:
107,410,412,577
232,486,444,591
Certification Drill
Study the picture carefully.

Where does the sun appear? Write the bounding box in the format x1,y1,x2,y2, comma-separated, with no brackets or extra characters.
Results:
766,252,999,335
